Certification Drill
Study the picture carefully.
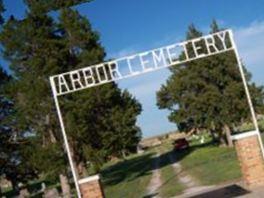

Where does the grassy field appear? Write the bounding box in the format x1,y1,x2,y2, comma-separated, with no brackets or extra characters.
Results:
4,129,249,197
178,143,241,185
4,124,263,197
2,136,244,198
159,164,184,197
101,137,242,197
100,142,185,198
240,118,264,132
157,143,185,197
100,151,156,198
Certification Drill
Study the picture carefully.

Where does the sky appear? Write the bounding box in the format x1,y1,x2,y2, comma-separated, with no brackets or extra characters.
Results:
1,0,264,137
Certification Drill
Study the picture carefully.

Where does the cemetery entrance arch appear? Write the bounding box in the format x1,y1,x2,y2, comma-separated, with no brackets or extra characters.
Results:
50,30,264,198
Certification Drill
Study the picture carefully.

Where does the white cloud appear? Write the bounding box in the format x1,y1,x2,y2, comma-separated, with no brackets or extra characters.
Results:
234,21,264,84
126,70,169,97
235,21,264,39
107,46,138,59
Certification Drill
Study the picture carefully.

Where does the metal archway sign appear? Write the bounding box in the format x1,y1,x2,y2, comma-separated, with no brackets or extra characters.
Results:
49,29,263,198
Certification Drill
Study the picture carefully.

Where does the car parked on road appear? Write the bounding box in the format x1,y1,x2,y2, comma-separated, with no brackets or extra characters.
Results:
173,138,189,151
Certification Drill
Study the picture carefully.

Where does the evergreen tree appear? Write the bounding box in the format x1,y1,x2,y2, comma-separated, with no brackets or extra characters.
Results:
58,8,142,175
157,22,264,146
64,88,141,175
0,5,69,192
0,3,36,194
25,0,91,13
0,0,142,195
0,67,37,194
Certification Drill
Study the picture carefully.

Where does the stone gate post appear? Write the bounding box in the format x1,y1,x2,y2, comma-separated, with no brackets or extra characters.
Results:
232,131,264,188
78,175,105,198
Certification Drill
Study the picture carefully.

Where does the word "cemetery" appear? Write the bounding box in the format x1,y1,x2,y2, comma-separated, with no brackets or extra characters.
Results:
50,29,233,96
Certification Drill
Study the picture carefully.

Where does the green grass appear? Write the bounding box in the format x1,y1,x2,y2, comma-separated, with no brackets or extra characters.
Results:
100,151,156,198
100,138,242,198
2,132,247,198
239,118,264,133
100,142,184,198
159,165,184,197
179,144,242,185
157,144,184,197
259,119,264,132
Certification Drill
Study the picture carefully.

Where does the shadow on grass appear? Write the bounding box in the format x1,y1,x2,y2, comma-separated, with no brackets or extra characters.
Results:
101,153,155,186
157,141,215,171
142,192,159,198
101,141,215,188
189,184,250,198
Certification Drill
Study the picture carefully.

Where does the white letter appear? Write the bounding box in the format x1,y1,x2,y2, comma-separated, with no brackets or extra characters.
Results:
205,36,218,54
108,61,122,80
140,52,152,71
96,64,108,84
152,49,166,68
58,75,70,94
192,39,206,57
70,71,84,90
166,44,180,64
82,67,95,87
180,42,189,60
216,31,228,50
126,56,139,75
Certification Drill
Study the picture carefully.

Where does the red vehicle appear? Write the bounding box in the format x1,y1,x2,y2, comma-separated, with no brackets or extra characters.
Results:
173,138,189,151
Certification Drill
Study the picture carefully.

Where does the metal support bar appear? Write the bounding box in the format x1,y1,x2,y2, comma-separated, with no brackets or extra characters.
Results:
50,77,82,198
229,31,264,159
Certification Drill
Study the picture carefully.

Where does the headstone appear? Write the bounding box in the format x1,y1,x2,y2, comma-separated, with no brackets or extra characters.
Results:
44,188,60,198
200,136,205,144
41,182,46,192
18,188,29,198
